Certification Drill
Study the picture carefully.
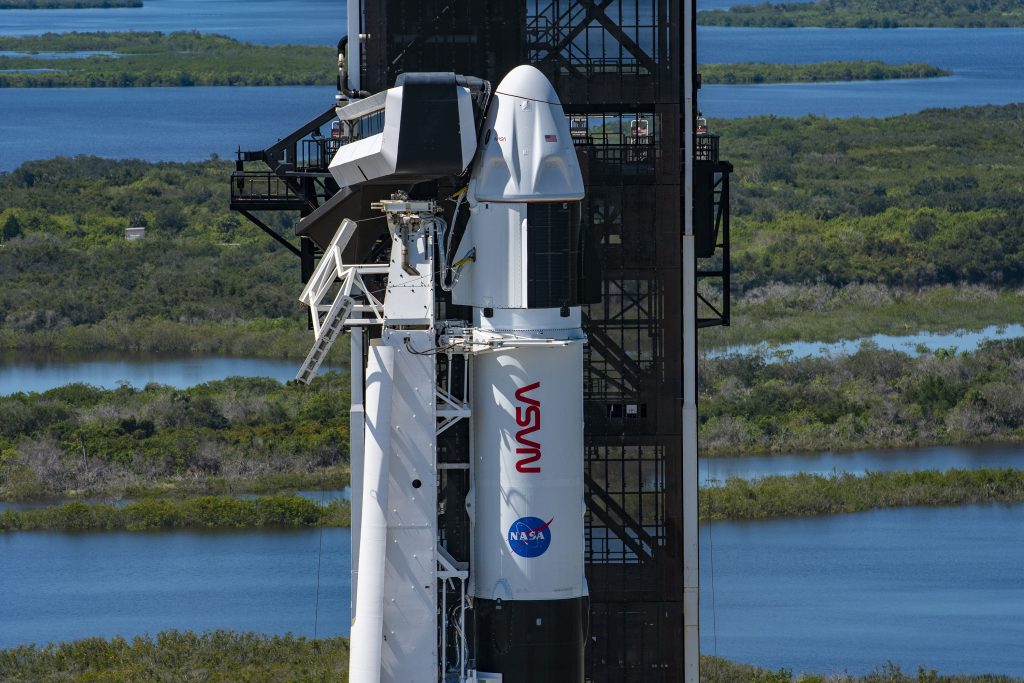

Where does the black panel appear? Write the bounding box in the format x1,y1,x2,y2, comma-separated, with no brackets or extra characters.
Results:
395,72,464,175
364,1,526,92
579,206,603,305
474,597,588,683
693,164,717,258
526,201,582,308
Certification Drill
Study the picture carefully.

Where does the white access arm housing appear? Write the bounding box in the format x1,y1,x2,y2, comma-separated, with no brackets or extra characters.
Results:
329,73,479,190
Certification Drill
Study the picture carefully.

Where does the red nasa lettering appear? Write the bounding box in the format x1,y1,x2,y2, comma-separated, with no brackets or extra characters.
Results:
514,381,541,473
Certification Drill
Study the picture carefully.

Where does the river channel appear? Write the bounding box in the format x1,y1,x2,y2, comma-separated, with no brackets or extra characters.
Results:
5,505,1024,676
2,7,1023,169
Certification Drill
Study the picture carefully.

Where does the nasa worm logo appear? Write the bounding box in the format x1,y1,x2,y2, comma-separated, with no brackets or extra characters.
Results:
514,381,541,473
507,516,553,558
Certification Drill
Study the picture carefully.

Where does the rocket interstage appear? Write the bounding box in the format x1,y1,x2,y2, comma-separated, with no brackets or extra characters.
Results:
302,63,590,683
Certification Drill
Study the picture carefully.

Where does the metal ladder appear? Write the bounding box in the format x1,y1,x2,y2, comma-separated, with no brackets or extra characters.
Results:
295,218,365,384
295,291,355,384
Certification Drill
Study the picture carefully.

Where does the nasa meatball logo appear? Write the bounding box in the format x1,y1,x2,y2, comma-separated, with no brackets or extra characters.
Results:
507,516,553,558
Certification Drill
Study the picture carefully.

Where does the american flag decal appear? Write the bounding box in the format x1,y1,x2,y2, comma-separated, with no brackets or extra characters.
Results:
544,134,557,142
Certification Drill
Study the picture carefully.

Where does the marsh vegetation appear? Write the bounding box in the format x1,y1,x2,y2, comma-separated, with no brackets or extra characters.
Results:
700,468,1024,520
700,340,1024,456
0,631,1018,683
0,32,332,87
701,61,949,84
0,494,349,531
0,374,350,501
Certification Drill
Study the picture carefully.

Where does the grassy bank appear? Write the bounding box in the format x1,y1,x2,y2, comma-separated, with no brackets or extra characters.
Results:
700,468,1024,521
0,631,1018,682
698,0,1024,28
0,631,349,683
0,32,332,87
0,374,350,501
0,0,140,7
0,494,349,531
700,340,1024,456
9,467,1024,531
701,61,949,85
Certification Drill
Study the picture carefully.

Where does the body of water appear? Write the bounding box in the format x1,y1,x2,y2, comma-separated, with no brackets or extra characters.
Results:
0,0,790,42
700,504,1024,676
0,353,342,395
699,27,1024,119
704,443,1024,484
0,85,335,171
709,323,1024,362
0,527,350,650
0,0,345,46
0,15,1022,168
4,505,1024,676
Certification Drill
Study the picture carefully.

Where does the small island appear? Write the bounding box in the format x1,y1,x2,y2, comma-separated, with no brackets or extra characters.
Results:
0,0,141,8
0,31,333,87
701,60,950,84
699,0,1024,28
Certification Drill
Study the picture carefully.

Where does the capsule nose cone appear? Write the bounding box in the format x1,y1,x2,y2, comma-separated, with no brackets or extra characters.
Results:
495,65,562,105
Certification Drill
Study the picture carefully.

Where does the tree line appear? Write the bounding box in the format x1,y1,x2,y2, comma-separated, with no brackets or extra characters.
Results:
0,495,350,531
701,468,1024,521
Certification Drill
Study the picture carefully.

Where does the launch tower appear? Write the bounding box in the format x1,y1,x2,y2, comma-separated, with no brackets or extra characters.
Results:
229,2,732,681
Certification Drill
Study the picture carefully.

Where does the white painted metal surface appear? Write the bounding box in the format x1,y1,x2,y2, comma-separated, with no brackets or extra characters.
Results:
471,330,586,602
473,65,584,203
329,85,476,190
380,329,438,682
300,63,590,683
381,199,438,325
449,202,527,310
350,343,395,683
350,323,365,615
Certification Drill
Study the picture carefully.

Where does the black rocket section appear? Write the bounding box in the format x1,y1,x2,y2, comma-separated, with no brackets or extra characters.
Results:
474,597,589,683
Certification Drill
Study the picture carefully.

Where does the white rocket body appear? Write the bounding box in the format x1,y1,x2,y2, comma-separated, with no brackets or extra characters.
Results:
470,310,586,603
455,66,589,679
452,67,587,606
303,64,588,683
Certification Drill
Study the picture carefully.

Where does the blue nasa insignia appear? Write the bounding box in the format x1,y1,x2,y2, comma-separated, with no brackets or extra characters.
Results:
507,516,553,558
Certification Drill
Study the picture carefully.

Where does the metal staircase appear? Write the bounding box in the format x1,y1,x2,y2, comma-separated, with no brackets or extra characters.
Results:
296,291,355,384
295,218,388,384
